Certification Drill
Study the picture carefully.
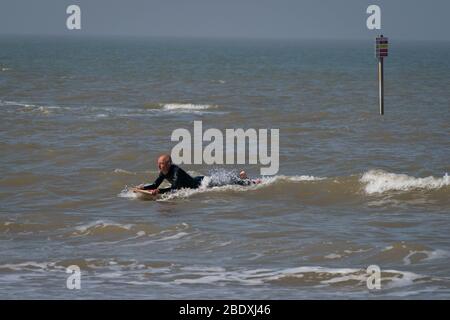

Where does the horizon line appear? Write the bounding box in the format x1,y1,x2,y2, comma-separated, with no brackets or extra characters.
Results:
1,32,449,43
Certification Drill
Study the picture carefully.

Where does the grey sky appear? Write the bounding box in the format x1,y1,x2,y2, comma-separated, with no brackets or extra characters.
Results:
0,0,449,40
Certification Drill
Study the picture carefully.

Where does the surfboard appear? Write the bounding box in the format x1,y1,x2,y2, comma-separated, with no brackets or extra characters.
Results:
133,189,159,200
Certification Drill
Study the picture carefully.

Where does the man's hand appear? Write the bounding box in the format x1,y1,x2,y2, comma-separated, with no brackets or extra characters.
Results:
132,185,145,192
131,188,159,195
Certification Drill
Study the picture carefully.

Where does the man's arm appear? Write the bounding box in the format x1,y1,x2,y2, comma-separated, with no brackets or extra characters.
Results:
141,174,164,190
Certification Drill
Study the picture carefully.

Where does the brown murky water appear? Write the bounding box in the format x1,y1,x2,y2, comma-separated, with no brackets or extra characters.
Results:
0,36,449,298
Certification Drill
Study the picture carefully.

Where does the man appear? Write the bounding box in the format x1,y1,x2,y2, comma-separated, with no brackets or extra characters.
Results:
133,154,261,195
133,154,203,195
229,170,262,186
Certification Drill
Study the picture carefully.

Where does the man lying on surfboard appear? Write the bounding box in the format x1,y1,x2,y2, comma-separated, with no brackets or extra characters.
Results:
132,154,261,195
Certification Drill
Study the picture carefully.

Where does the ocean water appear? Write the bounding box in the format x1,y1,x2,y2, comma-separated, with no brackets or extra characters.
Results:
0,35,449,299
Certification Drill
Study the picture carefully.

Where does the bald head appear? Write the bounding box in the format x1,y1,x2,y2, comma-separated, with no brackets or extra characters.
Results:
157,154,172,174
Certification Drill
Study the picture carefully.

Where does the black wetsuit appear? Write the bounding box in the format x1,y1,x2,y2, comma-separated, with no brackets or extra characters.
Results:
142,164,204,194
233,179,254,186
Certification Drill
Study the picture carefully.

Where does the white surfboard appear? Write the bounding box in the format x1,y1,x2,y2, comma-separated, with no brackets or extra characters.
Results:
133,189,159,200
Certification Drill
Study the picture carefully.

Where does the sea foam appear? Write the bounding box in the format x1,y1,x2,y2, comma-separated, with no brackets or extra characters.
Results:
361,169,449,194
162,103,215,111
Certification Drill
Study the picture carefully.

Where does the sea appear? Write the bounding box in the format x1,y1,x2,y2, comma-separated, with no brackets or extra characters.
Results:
0,35,449,299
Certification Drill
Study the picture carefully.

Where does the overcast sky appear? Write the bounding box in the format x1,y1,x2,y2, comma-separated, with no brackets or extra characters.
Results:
0,0,449,40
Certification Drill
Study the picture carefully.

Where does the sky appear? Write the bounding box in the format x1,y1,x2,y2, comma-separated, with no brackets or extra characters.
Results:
0,0,449,40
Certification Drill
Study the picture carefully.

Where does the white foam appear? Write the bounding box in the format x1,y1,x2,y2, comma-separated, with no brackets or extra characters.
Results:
156,232,189,241
382,269,424,289
118,170,325,202
343,248,372,254
0,100,62,114
324,253,342,259
158,173,325,201
0,261,60,272
36,106,53,114
99,272,123,278
320,273,366,285
424,249,449,261
403,251,420,265
403,249,449,265
269,175,326,182
120,232,189,248
361,169,450,194
114,168,136,175
118,187,138,199
1,100,36,108
171,265,428,289
181,266,226,273
120,223,190,247
162,103,216,111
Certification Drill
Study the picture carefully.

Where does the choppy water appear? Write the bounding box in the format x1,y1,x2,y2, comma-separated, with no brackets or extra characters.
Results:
0,36,449,299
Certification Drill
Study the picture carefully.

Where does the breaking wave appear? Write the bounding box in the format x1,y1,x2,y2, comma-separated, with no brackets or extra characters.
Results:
0,259,435,292
119,169,449,201
361,169,450,194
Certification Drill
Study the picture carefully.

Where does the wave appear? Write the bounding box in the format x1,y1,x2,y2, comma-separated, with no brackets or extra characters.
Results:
162,103,216,111
1,100,36,108
69,220,190,245
0,100,63,115
0,259,434,292
402,249,448,266
170,265,429,290
377,242,450,266
119,171,325,201
121,231,190,247
1,217,192,244
119,169,449,202
72,220,161,237
0,220,66,234
0,261,63,272
140,102,218,113
1,100,219,117
361,169,450,194
0,259,143,273
73,220,134,236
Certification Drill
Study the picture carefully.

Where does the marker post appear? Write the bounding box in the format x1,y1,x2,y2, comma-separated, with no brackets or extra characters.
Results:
376,35,388,115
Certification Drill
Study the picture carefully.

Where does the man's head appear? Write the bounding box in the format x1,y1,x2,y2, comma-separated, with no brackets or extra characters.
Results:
239,171,248,179
157,154,172,175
